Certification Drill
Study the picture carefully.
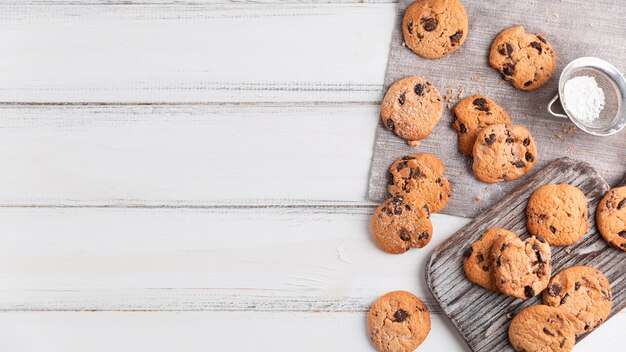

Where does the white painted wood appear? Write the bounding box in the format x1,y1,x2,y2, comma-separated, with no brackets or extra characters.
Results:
0,3,394,103
0,104,380,206
0,206,468,311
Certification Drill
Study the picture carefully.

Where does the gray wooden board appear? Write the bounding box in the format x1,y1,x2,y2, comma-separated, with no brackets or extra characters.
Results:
425,158,626,352
368,0,626,218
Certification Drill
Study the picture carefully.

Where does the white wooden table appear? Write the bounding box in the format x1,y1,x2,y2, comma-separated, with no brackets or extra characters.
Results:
0,1,621,350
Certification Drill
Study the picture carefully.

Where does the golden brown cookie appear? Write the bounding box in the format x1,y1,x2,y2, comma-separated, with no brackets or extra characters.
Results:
527,184,589,246
489,26,556,91
371,195,433,254
381,76,443,146
472,124,538,183
402,0,468,59
463,228,515,291
543,266,612,335
368,290,431,352
492,233,551,299
451,95,511,155
508,305,578,352
387,153,452,212
596,186,626,251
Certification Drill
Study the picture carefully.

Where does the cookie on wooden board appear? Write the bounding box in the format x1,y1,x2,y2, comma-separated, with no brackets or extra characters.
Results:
489,26,556,91
387,153,452,212
543,266,612,335
463,227,514,291
381,76,443,146
451,94,511,155
596,186,626,251
527,184,589,246
472,124,538,183
492,232,551,299
508,305,578,352
368,290,431,352
402,0,468,59
371,194,433,254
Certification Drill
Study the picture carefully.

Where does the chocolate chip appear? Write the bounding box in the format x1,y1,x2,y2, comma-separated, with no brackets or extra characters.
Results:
523,137,530,146
548,284,561,297
618,199,626,210
449,30,463,45
525,152,534,162
530,41,542,54
414,83,424,96
531,244,538,250
560,293,569,305
423,204,430,216
411,168,421,178
485,133,496,145
513,161,525,168
500,243,508,251
524,285,535,298
560,338,566,348
398,92,406,106
498,43,513,56
496,256,501,266
407,20,413,34
476,254,484,262
584,323,590,331
386,119,395,131
537,35,547,44
575,281,581,290
418,231,429,240
399,229,410,242
459,123,467,133
464,246,473,259
473,98,490,112
482,265,489,272
535,251,543,263
396,161,407,172
502,64,515,76
393,309,409,322
404,204,411,211
602,290,611,300
402,156,412,160
543,327,555,336
550,225,556,234
421,17,437,32
524,81,533,87
505,137,514,143
393,196,403,205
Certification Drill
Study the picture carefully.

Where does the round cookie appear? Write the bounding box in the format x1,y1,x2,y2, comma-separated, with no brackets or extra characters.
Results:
402,0,468,59
463,228,514,291
371,195,433,254
387,153,452,212
509,305,578,352
527,184,589,246
543,266,612,335
492,233,551,299
381,76,443,146
596,186,626,251
452,94,511,155
489,26,556,91
368,290,431,352
472,124,538,183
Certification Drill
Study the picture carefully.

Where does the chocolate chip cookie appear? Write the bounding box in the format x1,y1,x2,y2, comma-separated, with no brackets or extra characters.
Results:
509,305,578,352
371,195,433,254
368,290,431,352
492,232,551,299
452,94,512,155
489,26,556,91
381,76,443,146
543,266,612,335
403,0,468,59
463,228,514,292
527,184,589,246
596,186,626,251
387,153,452,212
472,124,538,183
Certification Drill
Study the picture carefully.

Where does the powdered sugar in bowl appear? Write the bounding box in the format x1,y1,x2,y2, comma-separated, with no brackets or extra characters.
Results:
547,57,626,136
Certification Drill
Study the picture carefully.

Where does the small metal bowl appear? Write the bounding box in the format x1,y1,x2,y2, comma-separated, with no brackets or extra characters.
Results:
547,57,626,136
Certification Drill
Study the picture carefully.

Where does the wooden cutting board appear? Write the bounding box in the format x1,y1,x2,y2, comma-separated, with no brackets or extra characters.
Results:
368,0,626,217
426,158,626,352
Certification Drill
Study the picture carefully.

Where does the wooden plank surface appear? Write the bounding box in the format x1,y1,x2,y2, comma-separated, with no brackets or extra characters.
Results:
368,0,626,217
426,158,625,351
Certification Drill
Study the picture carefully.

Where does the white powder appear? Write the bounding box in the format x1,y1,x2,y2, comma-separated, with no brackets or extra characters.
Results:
563,76,605,124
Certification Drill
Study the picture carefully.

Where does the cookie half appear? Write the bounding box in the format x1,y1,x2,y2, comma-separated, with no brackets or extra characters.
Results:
387,153,452,212
489,26,556,91
509,305,577,352
492,233,551,299
463,227,514,291
472,124,538,183
527,184,589,246
371,195,433,254
596,186,626,251
381,76,443,146
543,266,612,335
367,290,431,352
451,95,511,155
402,0,468,59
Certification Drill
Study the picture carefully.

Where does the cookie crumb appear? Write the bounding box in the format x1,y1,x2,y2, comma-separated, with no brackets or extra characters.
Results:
474,195,481,201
